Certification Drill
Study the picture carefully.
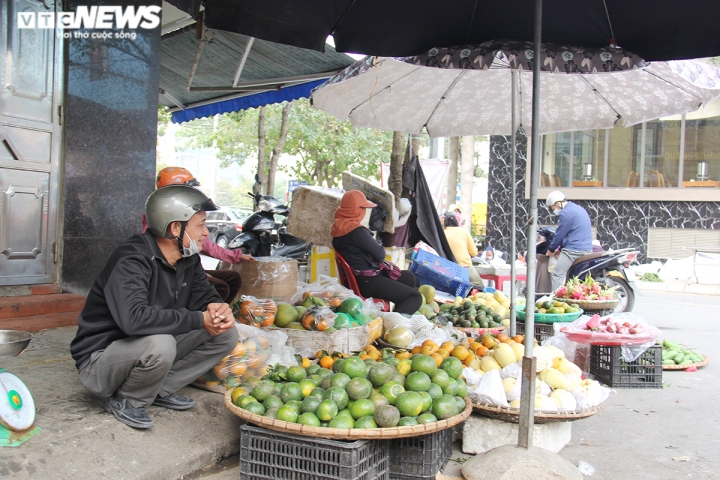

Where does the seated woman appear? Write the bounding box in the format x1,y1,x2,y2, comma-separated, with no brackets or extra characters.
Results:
332,190,423,315
443,213,484,287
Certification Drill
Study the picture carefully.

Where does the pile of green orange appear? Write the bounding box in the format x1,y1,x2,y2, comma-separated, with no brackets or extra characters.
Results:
231,352,469,429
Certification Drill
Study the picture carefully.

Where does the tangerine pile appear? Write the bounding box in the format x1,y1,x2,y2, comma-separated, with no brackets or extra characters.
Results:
196,334,272,390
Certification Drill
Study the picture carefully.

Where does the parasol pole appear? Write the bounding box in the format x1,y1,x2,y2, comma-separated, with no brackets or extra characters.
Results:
518,0,542,449
509,70,517,337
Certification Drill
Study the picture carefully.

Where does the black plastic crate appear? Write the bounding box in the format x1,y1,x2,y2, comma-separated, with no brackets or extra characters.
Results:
589,345,662,389
388,427,453,479
515,322,554,343
239,424,390,480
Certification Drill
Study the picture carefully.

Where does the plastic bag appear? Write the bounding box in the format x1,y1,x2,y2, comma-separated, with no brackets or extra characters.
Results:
299,306,336,331
290,275,359,308
559,312,661,347
194,323,296,393
467,369,509,407
236,296,277,327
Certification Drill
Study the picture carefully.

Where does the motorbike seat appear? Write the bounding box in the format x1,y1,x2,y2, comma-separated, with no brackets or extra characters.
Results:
570,252,605,267
334,252,391,312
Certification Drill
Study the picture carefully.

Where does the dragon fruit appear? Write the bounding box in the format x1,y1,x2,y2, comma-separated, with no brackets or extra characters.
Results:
586,314,601,331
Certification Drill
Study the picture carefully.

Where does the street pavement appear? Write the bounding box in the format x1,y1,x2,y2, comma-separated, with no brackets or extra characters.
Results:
1,286,718,479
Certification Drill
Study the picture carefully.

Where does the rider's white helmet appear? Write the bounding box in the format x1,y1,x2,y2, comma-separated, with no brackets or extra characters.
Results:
545,190,566,209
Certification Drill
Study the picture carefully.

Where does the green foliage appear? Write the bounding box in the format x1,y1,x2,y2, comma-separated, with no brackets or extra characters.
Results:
640,272,663,282
214,178,255,208
284,99,393,187
173,99,393,189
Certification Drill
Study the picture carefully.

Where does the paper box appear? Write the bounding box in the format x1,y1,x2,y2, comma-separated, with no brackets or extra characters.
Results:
286,186,343,248
219,257,298,303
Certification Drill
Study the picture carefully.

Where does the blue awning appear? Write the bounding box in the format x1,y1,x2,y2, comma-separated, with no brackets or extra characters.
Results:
171,80,326,124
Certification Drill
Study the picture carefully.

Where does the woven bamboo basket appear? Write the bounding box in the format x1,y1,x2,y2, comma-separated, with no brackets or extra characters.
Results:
662,354,709,370
225,391,472,440
570,299,619,311
471,401,606,424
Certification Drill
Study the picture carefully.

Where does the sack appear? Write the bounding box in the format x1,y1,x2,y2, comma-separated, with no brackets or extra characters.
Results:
369,205,387,231
379,260,402,280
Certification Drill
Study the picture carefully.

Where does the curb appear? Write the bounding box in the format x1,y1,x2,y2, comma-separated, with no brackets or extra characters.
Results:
636,280,720,296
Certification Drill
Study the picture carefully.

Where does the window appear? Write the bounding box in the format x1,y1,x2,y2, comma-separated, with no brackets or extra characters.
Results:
632,120,681,188
541,130,605,187
683,117,720,185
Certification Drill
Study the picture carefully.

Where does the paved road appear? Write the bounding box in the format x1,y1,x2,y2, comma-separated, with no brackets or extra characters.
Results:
190,290,720,479
558,290,720,479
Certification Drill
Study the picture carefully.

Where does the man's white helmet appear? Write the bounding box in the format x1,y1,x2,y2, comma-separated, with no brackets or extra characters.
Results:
545,190,566,209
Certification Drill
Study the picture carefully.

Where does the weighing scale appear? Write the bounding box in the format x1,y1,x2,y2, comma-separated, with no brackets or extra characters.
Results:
0,330,42,447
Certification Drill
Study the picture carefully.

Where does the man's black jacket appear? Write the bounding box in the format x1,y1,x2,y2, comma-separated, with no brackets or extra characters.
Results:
70,231,222,370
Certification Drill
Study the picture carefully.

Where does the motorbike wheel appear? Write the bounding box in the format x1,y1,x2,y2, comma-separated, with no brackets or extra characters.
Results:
606,276,635,313
216,235,228,248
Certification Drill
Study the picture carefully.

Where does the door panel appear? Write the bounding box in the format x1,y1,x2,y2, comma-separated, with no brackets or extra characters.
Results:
0,0,61,285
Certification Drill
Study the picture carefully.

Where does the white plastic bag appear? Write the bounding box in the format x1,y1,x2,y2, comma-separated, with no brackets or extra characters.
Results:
468,369,509,407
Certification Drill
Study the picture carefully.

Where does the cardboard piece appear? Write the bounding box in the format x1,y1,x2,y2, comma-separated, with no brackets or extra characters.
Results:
286,186,343,248
342,171,396,233
219,257,298,303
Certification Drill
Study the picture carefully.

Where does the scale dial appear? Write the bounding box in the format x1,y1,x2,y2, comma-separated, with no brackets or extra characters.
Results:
0,372,36,431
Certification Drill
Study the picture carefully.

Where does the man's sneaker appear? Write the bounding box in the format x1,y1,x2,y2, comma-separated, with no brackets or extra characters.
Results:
104,395,153,429
151,393,196,411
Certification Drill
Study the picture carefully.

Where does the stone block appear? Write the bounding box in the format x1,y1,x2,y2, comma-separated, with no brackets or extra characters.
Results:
462,414,572,455
461,444,582,480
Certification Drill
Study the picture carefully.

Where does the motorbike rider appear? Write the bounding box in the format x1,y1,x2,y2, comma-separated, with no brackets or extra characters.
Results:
545,191,593,292
144,167,255,303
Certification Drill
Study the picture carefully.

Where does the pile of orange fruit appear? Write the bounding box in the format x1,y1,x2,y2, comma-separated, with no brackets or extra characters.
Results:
469,333,527,358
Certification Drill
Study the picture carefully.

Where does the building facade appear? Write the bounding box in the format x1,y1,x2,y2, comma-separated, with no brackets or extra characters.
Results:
486,103,720,262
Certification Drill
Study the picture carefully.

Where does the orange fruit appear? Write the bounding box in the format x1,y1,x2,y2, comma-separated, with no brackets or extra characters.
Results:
302,357,312,368
360,353,371,360
368,350,381,361
230,362,248,377
257,336,269,349
420,346,434,355
513,335,524,343
462,352,476,367
422,339,437,348
319,356,334,369
451,346,469,361
482,335,499,349
245,340,258,354
469,342,482,351
440,342,455,352
411,346,422,355
395,351,412,360
475,345,489,357
213,364,229,380
430,353,443,367
365,344,377,352
230,343,246,357
437,348,450,359
256,365,269,376
496,333,508,343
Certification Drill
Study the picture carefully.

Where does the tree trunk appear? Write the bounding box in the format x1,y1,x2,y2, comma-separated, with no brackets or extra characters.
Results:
460,136,475,233
266,102,292,196
389,131,405,208
403,135,421,165
447,137,460,212
255,106,267,202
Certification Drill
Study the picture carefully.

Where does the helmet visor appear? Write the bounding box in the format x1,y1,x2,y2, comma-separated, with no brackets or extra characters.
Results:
193,198,220,212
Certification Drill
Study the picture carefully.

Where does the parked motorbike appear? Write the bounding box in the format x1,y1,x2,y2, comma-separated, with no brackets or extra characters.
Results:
227,187,311,263
533,226,640,313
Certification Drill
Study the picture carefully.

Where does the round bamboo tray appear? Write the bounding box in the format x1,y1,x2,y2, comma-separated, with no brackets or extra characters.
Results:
471,401,606,424
456,326,507,336
568,298,619,310
662,354,709,370
225,390,472,440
